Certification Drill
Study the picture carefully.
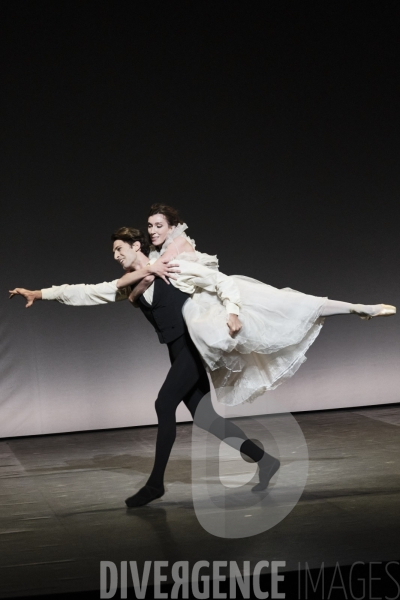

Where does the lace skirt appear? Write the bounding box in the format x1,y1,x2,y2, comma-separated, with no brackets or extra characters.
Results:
182,275,327,405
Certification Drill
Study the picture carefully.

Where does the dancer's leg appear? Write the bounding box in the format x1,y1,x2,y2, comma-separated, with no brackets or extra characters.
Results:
183,338,280,490
180,336,265,462
320,299,391,318
185,386,264,461
185,387,279,490
126,334,202,507
126,330,279,508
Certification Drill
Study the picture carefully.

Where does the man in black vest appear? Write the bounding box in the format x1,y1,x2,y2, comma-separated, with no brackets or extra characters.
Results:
111,228,280,507
9,228,280,508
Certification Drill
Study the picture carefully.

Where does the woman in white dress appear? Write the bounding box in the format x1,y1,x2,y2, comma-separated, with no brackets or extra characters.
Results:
118,204,396,407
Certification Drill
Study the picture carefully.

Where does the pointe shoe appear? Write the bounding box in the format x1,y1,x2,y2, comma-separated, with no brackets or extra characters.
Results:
351,304,396,320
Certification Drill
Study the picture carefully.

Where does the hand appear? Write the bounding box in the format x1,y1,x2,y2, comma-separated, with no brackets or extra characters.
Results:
9,288,42,308
150,260,180,284
227,314,243,337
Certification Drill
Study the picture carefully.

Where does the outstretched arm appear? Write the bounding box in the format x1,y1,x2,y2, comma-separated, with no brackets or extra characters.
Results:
10,280,128,307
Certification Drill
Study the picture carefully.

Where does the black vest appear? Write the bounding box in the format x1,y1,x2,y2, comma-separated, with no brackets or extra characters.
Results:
138,278,190,344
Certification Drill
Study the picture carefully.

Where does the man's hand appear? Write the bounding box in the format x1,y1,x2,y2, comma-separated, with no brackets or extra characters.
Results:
128,275,155,306
150,260,180,284
9,288,42,308
227,314,243,337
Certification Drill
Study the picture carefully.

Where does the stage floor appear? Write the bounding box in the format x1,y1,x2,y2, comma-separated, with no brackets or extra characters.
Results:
0,405,399,598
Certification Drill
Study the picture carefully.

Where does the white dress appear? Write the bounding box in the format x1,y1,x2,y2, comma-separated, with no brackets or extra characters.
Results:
149,224,327,406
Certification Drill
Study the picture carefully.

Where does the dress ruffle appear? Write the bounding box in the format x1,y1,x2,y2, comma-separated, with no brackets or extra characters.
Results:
149,223,219,270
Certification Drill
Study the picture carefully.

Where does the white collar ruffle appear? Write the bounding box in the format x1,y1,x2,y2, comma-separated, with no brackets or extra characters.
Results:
148,222,219,270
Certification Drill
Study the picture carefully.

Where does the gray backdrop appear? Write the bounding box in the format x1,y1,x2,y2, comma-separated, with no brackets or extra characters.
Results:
1,2,399,437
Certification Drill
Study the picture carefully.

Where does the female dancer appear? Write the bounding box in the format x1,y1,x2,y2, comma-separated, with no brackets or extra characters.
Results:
119,203,396,407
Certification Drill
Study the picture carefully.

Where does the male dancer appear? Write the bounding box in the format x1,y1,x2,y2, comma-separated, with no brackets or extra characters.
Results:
9,227,280,507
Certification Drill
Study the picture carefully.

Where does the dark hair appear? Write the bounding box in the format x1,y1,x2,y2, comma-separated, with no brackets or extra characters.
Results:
148,203,183,227
111,227,150,257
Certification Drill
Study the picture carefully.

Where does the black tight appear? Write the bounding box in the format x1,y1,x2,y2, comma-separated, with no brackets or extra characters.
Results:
146,331,265,489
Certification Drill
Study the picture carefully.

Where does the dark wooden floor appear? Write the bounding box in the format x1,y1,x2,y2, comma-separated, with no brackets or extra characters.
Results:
0,405,399,598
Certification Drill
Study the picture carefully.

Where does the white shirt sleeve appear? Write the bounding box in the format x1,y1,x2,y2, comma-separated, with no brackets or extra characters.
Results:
172,260,242,315
41,280,128,305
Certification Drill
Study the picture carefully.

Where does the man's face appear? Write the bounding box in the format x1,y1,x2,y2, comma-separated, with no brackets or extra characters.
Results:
113,239,139,271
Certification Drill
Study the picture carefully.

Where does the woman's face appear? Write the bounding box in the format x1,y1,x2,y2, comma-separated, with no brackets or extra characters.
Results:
148,213,173,247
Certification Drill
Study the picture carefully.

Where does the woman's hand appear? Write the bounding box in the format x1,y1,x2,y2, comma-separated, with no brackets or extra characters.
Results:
227,314,243,337
9,288,42,307
150,259,180,284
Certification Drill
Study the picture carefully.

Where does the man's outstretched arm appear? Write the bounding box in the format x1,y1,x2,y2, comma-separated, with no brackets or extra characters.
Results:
9,280,128,307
